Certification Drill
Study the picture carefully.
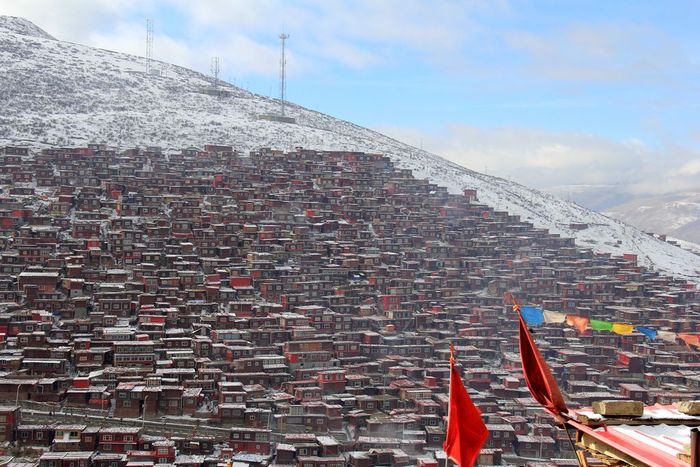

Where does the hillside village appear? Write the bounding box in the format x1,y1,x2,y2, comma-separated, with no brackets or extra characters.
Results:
2,14,700,285
0,144,698,466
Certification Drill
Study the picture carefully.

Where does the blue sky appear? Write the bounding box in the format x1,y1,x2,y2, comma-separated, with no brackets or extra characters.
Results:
2,0,699,197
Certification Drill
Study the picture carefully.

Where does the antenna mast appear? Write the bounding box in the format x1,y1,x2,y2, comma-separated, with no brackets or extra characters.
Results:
279,33,289,116
146,18,154,74
211,57,220,86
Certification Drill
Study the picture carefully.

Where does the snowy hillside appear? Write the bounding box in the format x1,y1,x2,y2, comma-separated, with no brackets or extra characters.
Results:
1,15,699,282
605,191,700,245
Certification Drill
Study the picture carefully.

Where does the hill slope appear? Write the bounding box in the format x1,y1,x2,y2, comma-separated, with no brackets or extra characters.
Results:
605,191,700,244
1,15,699,282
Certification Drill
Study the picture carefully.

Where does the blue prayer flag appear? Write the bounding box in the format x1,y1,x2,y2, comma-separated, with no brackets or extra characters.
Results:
520,306,544,326
636,326,657,341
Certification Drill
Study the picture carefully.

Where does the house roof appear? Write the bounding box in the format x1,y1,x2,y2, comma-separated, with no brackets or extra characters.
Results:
569,404,700,467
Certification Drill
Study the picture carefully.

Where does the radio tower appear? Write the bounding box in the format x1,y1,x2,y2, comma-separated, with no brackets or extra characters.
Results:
279,33,289,116
211,57,220,87
146,18,154,74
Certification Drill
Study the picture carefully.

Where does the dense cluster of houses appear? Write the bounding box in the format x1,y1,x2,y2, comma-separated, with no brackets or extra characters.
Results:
0,143,698,466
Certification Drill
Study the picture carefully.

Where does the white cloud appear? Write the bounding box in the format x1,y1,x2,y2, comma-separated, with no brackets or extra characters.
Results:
87,21,195,69
678,159,700,176
1,0,506,77
378,123,700,196
3,0,694,87
504,22,692,82
0,0,141,44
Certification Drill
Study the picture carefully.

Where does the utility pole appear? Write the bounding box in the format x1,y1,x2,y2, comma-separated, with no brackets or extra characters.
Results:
142,395,149,427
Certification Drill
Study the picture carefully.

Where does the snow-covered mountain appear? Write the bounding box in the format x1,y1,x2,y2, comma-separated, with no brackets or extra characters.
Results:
605,191,700,245
1,15,699,282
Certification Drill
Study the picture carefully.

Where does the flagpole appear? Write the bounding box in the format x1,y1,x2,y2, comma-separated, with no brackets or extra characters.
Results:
563,424,584,467
446,342,454,467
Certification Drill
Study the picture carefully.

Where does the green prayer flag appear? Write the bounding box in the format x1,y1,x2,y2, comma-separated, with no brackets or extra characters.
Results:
590,319,613,331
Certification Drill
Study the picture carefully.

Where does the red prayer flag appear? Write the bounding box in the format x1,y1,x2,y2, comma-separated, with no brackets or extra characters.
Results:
443,345,488,467
515,304,569,416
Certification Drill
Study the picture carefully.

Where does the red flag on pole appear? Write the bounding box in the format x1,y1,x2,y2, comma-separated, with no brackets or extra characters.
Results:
514,302,568,416
443,344,489,467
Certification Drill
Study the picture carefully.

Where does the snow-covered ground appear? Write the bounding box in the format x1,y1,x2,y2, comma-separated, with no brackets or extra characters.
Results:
604,191,700,244
1,15,699,283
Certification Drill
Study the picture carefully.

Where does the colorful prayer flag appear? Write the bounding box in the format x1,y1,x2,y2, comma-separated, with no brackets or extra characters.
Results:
636,326,657,341
612,323,635,335
678,333,700,348
590,319,613,332
521,306,544,326
565,315,589,334
543,310,566,324
657,330,678,343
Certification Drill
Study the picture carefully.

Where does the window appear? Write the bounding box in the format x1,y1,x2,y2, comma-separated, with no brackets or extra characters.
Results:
36,432,44,440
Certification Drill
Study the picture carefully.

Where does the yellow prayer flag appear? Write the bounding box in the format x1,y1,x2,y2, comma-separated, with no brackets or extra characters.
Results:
612,323,635,335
